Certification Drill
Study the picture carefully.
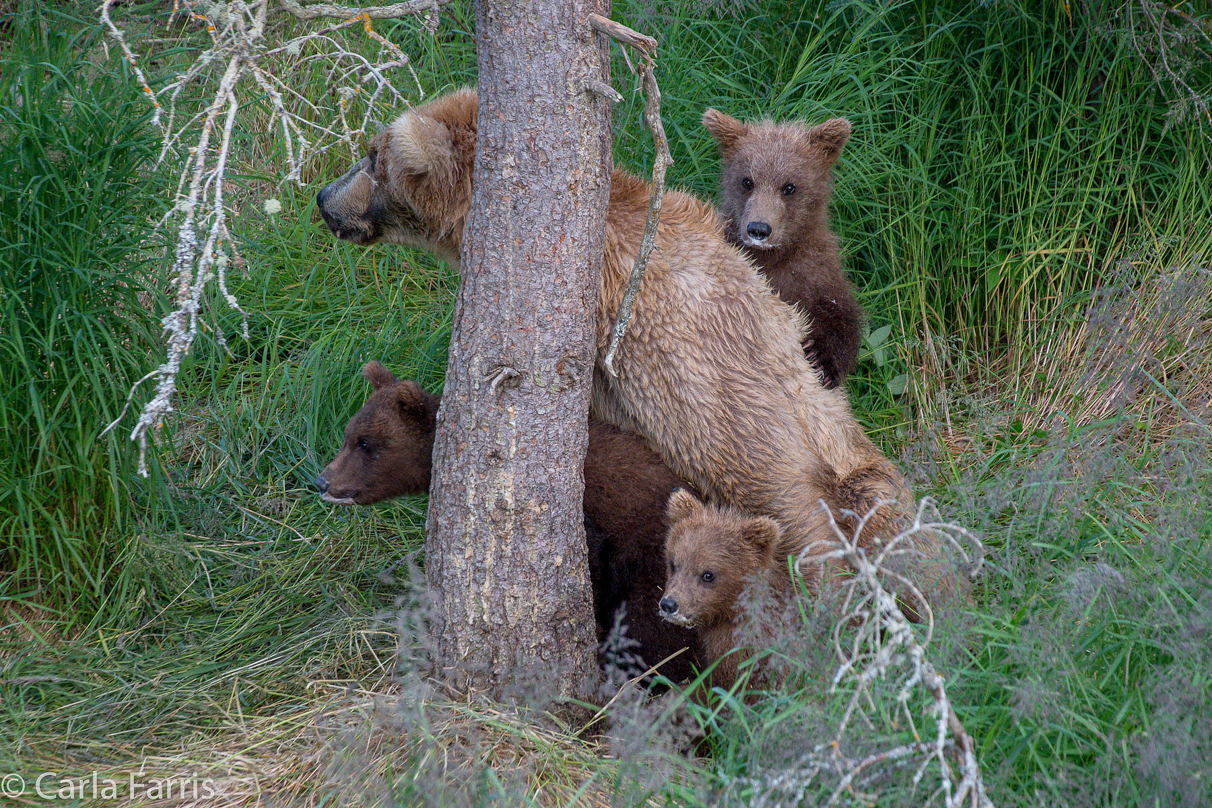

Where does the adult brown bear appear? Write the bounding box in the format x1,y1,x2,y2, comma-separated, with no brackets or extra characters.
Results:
316,88,910,583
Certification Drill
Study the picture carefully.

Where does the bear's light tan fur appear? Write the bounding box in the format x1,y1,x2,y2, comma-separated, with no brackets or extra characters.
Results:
316,88,910,573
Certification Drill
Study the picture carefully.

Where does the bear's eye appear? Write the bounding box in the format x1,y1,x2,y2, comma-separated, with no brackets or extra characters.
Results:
669,560,676,574
781,183,796,196
356,437,371,452
741,177,753,192
701,571,715,583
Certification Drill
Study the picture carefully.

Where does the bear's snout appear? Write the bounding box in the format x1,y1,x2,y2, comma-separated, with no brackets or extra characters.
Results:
315,474,357,505
658,596,678,615
316,158,382,245
315,190,341,232
746,221,772,242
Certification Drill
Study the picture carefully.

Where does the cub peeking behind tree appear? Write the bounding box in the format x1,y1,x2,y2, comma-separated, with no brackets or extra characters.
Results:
316,361,703,685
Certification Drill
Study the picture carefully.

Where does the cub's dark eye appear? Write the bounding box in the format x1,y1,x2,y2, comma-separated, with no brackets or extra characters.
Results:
701,571,715,583
356,438,371,451
669,560,676,574
781,183,796,196
741,177,753,191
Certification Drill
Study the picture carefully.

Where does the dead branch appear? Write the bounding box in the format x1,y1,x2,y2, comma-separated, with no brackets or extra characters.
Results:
808,499,990,808
278,0,446,31
724,499,991,808
99,0,443,474
588,14,673,378
588,13,656,55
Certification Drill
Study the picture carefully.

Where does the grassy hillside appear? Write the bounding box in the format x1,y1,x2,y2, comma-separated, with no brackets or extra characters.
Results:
1,0,1209,804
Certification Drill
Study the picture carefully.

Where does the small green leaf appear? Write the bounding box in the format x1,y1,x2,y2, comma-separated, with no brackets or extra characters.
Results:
867,323,893,348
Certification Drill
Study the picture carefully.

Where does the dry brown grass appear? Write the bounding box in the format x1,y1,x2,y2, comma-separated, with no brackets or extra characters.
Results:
12,683,634,807
1020,259,1212,442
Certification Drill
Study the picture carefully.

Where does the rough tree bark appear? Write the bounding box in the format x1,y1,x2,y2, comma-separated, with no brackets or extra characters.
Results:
424,0,613,705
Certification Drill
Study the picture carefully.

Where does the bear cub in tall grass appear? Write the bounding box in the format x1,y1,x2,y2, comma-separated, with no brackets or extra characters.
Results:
660,488,971,697
316,361,703,684
659,488,803,694
703,108,863,389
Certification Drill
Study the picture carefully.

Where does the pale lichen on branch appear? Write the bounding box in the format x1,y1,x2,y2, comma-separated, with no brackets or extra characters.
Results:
721,499,993,808
99,0,450,475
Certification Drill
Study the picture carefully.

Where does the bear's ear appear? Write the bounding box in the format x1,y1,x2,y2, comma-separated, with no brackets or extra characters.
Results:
363,361,399,390
702,108,749,159
805,117,851,167
665,487,703,525
391,111,457,183
742,516,782,559
394,380,428,415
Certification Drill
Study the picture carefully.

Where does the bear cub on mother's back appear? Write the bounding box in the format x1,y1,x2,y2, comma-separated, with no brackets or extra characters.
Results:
316,361,703,685
703,108,863,389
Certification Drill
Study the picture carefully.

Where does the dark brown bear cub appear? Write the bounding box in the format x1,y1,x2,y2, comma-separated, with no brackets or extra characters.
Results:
703,108,863,389
316,361,702,684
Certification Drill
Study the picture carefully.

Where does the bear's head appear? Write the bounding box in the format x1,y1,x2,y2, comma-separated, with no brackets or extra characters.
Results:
702,108,850,252
316,361,439,505
316,88,478,265
658,488,782,630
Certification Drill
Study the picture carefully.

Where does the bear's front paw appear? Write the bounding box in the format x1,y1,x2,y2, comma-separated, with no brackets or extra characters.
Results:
805,343,840,389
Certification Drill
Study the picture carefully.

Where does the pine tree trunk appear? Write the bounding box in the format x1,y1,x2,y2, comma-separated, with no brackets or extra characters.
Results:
424,0,613,706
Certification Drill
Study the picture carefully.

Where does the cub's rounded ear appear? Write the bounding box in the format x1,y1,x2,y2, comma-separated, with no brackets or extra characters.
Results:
395,380,428,414
742,516,782,558
363,361,399,390
702,108,749,158
665,487,703,525
391,112,456,183
806,117,852,166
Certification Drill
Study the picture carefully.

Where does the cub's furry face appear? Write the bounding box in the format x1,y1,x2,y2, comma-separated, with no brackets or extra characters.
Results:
658,489,781,629
316,361,438,506
702,109,850,251
316,88,479,264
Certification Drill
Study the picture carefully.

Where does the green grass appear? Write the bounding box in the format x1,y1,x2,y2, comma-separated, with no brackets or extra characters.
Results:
1,0,1210,804
0,5,178,625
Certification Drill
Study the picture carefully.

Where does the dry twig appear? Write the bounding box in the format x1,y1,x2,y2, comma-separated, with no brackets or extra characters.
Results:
588,14,674,378
99,0,448,474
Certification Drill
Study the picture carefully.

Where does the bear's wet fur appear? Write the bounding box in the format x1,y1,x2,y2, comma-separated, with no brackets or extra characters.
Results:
316,361,703,684
315,87,915,577
703,108,863,389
